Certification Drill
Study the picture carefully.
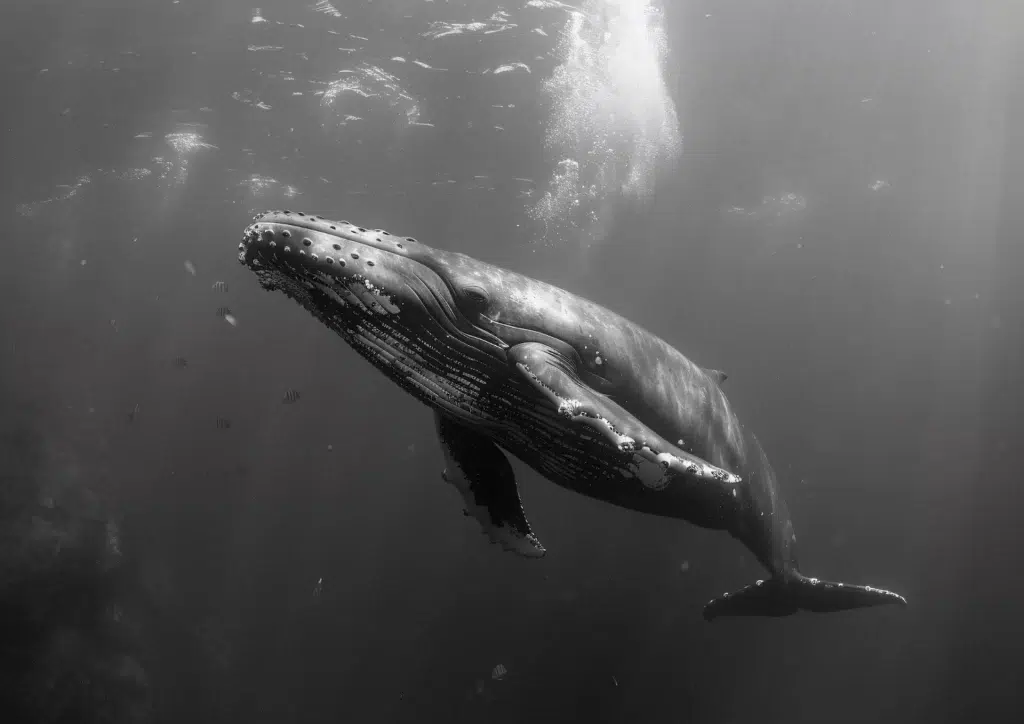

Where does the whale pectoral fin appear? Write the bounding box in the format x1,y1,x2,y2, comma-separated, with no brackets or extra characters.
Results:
434,411,546,558
702,572,908,621
508,342,742,492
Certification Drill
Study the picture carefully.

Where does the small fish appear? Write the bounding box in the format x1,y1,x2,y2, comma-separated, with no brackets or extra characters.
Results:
282,388,300,404
212,280,228,292
184,260,197,276
491,664,507,681
127,403,140,423
172,356,188,368
612,675,618,687
110,319,118,332
679,560,690,574
215,417,231,429
313,577,323,597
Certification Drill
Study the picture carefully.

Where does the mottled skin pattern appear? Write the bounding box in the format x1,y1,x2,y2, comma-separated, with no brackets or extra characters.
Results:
239,210,907,620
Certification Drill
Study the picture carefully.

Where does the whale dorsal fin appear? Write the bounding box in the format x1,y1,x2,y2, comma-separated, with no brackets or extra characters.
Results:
703,368,728,385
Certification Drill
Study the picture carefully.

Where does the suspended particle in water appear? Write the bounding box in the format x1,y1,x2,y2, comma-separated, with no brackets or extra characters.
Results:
216,417,231,429
216,306,238,326
282,388,300,404
491,663,507,681
172,356,188,368
184,260,197,275
212,280,228,292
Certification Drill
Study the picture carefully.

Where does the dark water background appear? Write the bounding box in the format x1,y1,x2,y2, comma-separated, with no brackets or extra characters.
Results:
2,1,1022,722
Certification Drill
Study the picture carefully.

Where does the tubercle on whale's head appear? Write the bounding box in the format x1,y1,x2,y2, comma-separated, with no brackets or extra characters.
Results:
238,209,442,314
241,209,425,268
238,209,507,354
239,210,534,334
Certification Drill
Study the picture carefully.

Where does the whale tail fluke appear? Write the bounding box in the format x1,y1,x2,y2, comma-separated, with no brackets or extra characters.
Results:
702,571,907,621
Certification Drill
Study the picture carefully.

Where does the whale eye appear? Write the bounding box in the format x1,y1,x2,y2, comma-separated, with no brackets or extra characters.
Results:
462,286,489,308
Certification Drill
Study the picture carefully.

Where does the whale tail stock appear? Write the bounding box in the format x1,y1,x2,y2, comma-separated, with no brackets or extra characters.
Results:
702,571,907,621
705,431,908,621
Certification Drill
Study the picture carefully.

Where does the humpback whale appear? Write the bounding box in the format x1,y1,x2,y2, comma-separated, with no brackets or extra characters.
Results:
238,210,907,621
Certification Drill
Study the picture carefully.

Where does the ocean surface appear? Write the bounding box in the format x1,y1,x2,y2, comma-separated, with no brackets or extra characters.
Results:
1,1,1022,722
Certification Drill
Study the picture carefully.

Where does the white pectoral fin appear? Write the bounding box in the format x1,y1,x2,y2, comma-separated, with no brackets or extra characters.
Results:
434,411,545,558
509,342,742,491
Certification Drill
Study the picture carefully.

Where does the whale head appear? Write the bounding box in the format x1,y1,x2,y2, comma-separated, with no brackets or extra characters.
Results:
238,210,511,420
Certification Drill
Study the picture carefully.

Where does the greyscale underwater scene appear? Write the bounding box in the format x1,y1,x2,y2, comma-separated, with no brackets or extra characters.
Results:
1,0,1022,722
